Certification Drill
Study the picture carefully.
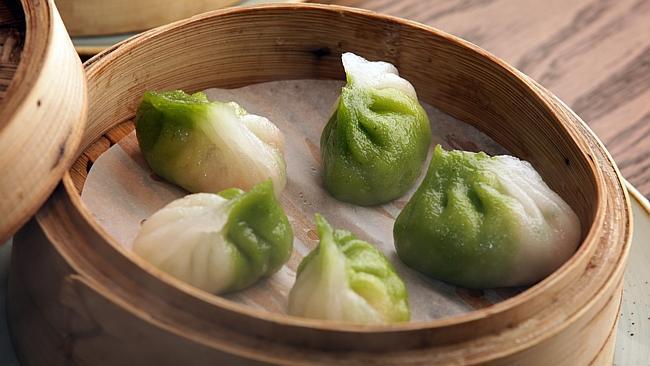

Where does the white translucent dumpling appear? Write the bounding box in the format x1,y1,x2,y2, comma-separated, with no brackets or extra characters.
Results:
133,180,293,294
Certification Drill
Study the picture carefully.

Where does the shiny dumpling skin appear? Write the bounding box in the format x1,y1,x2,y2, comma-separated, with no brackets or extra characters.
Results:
133,180,293,294
393,145,581,289
288,214,410,324
136,90,286,196
320,53,432,206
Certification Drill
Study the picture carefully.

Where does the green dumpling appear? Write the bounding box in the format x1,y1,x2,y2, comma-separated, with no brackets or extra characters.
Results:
393,145,581,289
136,90,286,196
320,52,431,206
133,180,293,294
288,214,410,324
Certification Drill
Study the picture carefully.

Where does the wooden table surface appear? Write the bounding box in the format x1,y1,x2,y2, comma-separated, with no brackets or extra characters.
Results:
329,0,650,197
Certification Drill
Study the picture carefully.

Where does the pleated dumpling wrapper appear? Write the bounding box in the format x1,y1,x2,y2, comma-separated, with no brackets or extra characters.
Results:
133,180,293,294
394,146,581,289
136,90,286,196
288,214,410,324
321,52,432,206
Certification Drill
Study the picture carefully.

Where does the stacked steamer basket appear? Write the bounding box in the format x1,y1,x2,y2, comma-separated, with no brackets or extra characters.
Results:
7,3,631,366
55,0,240,36
0,0,85,244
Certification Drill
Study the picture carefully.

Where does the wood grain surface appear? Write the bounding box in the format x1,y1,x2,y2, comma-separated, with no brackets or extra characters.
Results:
0,0,86,243
326,0,650,197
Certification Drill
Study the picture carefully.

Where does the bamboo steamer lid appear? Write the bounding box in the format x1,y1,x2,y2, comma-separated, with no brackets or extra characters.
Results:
0,0,86,243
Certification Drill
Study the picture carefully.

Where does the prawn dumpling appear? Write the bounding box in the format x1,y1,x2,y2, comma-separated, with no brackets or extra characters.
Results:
320,52,431,205
288,214,410,324
133,180,293,294
136,90,286,196
393,145,581,289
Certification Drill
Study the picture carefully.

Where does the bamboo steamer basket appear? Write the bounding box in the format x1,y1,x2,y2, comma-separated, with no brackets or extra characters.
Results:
56,0,240,36
0,0,85,243
7,4,632,365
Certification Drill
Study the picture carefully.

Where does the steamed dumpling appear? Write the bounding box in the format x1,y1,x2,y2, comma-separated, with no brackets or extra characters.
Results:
136,90,286,196
394,145,581,289
320,52,431,205
133,180,293,294
288,214,410,324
